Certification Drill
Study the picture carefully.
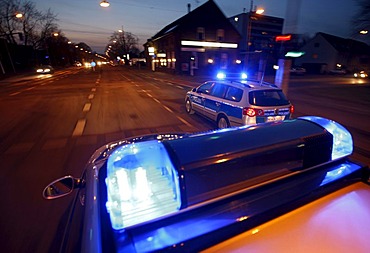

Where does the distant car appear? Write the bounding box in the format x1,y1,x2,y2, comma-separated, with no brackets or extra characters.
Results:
329,68,346,75
185,78,293,129
74,62,82,67
36,65,54,74
353,70,368,78
290,67,306,75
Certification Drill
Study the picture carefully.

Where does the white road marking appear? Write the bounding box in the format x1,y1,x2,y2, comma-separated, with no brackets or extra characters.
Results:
83,103,91,112
88,94,94,99
72,119,86,137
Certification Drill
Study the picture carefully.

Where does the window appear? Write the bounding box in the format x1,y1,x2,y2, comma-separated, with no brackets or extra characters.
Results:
211,83,228,98
197,82,215,95
216,29,224,41
225,86,243,102
249,90,289,106
197,27,205,40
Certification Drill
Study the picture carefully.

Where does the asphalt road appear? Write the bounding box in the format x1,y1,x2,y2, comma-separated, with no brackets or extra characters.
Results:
0,65,369,252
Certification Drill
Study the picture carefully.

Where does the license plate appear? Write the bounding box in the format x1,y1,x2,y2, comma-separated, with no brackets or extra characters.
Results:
267,116,283,122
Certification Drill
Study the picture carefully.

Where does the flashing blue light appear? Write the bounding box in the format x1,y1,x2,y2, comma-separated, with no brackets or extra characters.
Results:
300,116,353,160
241,72,248,79
216,72,226,80
106,140,181,230
320,162,361,186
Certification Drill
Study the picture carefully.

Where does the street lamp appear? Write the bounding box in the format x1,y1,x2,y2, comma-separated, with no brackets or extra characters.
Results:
15,13,23,19
359,30,368,35
100,1,110,7
256,9,265,15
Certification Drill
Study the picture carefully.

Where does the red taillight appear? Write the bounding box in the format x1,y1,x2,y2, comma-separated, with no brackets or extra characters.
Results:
243,108,264,117
290,105,294,114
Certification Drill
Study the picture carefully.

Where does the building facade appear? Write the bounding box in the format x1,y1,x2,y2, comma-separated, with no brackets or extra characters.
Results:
295,32,370,73
144,0,241,76
228,11,284,76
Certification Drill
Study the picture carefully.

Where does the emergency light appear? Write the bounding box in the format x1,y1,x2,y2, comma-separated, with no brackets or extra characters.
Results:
105,116,353,231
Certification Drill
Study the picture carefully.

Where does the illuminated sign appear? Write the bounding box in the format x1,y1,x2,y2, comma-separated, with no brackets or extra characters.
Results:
275,35,292,42
285,51,305,57
181,40,238,48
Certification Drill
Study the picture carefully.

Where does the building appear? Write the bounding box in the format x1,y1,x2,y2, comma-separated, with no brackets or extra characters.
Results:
295,32,370,74
228,11,284,75
144,0,241,76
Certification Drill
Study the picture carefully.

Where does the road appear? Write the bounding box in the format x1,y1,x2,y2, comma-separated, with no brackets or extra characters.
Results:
0,66,369,252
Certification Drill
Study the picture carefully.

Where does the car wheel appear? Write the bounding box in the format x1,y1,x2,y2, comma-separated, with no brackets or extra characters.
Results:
185,98,194,114
217,115,230,129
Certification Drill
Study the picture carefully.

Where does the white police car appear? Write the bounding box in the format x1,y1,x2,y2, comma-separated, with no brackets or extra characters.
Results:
185,78,293,128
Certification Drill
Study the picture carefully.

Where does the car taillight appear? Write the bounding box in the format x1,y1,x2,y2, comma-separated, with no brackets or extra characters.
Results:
290,105,294,114
243,108,264,117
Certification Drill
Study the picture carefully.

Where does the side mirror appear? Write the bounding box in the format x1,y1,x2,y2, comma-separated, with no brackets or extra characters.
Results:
43,176,79,200
192,87,197,92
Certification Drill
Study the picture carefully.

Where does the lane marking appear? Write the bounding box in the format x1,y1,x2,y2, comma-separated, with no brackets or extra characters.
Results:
163,105,173,113
91,88,96,92
10,92,21,96
88,94,94,99
72,119,86,137
83,103,91,112
176,116,193,127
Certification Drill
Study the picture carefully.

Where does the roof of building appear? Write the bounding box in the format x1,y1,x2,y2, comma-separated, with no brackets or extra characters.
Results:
318,32,370,54
148,0,240,42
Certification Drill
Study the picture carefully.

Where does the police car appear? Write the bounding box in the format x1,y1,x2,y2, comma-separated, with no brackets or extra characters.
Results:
185,76,293,128
42,116,369,252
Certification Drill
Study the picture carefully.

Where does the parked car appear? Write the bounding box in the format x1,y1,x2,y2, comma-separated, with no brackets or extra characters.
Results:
36,65,54,74
353,70,368,78
185,79,293,129
329,68,346,75
43,116,369,253
290,67,306,75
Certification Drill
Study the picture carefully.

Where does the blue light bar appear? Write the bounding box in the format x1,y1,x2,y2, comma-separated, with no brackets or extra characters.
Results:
216,72,226,80
106,140,181,230
300,116,353,160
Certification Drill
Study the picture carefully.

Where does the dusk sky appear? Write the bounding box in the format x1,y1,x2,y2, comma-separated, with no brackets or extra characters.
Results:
31,0,361,53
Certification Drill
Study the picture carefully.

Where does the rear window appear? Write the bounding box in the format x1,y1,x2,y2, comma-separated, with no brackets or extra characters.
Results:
249,90,290,106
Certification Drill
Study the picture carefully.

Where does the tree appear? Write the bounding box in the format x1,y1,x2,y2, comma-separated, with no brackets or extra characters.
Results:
0,0,59,48
0,0,23,44
106,30,140,62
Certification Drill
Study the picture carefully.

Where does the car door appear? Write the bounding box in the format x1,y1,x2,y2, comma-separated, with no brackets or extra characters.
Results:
191,82,215,116
203,83,228,120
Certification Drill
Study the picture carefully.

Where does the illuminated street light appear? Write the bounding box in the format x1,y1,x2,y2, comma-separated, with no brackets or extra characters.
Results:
53,32,59,37
100,0,110,7
256,8,265,14
359,30,368,35
15,13,23,18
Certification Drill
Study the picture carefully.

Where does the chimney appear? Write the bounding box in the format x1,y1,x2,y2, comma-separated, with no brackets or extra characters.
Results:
187,3,191,13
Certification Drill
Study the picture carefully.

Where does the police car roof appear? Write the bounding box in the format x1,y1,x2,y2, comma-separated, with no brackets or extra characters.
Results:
213,79,279,90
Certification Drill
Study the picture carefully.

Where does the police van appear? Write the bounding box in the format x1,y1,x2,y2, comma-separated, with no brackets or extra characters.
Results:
185,77,294,128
